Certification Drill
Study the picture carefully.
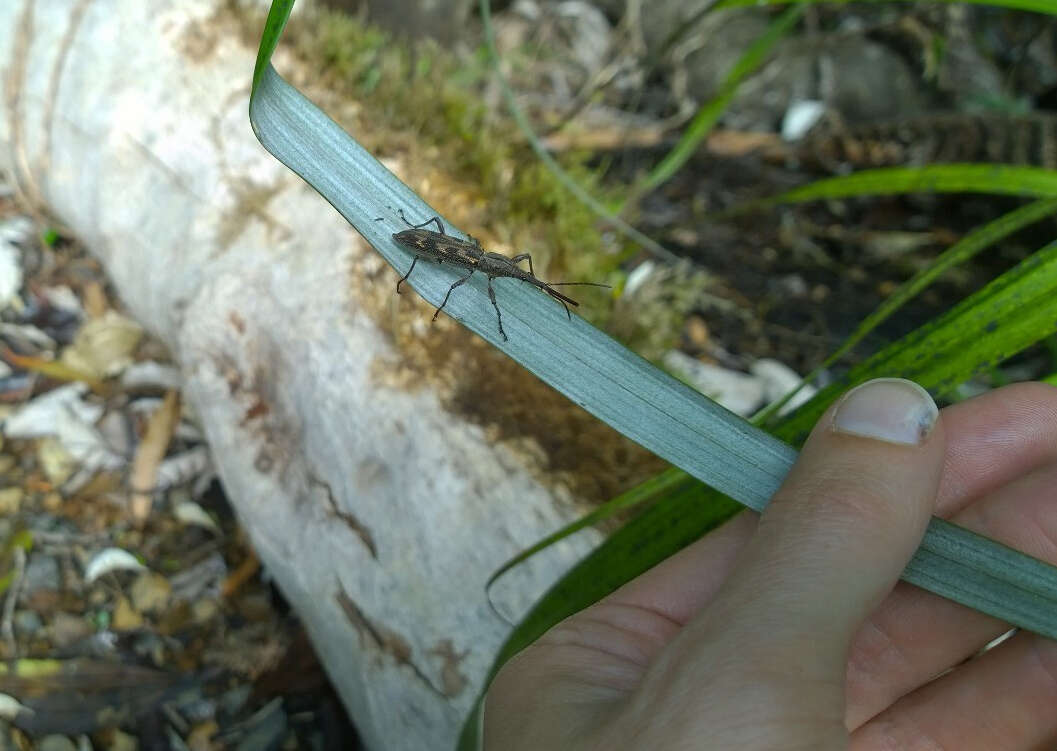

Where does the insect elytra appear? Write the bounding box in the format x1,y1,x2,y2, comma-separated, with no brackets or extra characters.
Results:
390,210,608,341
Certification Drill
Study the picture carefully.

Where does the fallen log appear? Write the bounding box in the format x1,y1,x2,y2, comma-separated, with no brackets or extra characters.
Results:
0,2,624,747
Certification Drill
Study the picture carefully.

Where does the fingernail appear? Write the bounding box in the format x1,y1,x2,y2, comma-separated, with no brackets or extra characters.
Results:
831,378,938,446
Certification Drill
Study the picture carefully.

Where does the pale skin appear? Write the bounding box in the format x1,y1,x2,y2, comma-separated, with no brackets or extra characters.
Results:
484,382,1057,750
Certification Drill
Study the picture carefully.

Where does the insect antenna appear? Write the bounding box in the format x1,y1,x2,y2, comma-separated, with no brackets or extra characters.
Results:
537,281,611,318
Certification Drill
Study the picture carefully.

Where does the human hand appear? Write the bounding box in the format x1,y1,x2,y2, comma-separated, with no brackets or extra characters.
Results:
484,380,1057,750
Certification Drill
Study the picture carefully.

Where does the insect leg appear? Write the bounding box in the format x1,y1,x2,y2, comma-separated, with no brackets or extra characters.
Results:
398,209,446,235
510,253,535,276
434,270,475,320
485,276,507,341
396,257,419,293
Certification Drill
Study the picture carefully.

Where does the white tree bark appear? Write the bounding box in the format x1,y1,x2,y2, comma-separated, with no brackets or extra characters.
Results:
0,2,606,747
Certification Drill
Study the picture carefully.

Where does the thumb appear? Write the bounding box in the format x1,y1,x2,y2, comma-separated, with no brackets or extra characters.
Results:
631,378,945,744
745,377,945,652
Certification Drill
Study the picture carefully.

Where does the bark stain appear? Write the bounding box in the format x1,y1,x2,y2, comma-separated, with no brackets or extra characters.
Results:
335,589,446,698
311,475,377,558
428,638,469,697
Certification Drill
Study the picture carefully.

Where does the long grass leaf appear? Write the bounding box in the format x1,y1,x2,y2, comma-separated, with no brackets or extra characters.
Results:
484,470,686,612
727,165,1057,218
778,240,1057,442
758,197,1057,422
635,4,804,196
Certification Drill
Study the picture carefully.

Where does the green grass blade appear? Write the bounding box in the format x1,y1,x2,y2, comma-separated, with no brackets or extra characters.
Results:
758,197,1057,423
489,477,738,661
727,165,1057,217
484,469,689,612
478,0,679,263
458,475,739,750
777,240,1057,443
908,517,1057,637
635,4,804,196
251,0,294,95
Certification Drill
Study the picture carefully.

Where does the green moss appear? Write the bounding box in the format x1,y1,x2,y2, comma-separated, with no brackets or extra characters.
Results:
286,8,623,313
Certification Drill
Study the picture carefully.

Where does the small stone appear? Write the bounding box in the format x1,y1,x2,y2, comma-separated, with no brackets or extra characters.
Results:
129,572,171,614
662,351,765,416
111,596,143,631
750,358,819,416
0,488,21,515
41,492,63,512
